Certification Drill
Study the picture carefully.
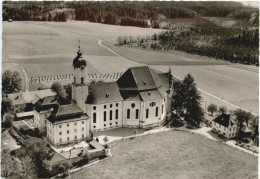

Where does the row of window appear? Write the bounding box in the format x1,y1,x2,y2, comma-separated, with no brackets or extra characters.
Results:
58,121,84,128
93,110,119,123
59,134,85,143
59,127,84,135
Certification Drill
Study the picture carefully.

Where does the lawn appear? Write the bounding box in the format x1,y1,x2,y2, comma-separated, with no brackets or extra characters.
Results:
71,131,258,179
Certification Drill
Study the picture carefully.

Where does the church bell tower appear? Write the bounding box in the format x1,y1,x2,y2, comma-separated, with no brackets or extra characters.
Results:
72,41,88,112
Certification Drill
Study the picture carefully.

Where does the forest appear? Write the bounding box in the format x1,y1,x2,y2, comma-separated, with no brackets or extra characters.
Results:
2,1,259,27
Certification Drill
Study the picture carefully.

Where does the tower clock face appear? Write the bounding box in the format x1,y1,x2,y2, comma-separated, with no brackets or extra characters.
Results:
80,65,84,70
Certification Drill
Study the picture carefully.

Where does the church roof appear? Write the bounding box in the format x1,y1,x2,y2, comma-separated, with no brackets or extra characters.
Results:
86,82,123,104
117,66,164,91
139,90,163,101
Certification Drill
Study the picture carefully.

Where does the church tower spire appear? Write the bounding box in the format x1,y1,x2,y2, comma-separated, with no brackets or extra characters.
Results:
72,41,88,112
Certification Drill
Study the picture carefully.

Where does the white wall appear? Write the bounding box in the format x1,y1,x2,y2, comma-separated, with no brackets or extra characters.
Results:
88,101,123,132
212,122,238,138
47,118,89,146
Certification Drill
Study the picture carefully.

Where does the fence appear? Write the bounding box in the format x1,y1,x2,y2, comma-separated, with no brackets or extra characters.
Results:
29,72,123,85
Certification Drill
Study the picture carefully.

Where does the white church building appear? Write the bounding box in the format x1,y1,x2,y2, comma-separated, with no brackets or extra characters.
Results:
72,48,173,132
35,47,173,146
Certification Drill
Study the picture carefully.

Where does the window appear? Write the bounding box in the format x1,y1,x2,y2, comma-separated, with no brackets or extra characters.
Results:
104,111,106,121
82,134,84,138
110,110,112,120
82,127,84,131
81,77,84,84
82,121,84,124
146,109,149,118
162,105,164,114
110,123,112,126
74,129,77,132
104,124,106,127
75,136,77,140
45,114,48,117
116,109,118,119
116,122,118,125
74,122,77,126
110,104,113,108
93,126,96,128
104,105,107,109
127,109,130,119
67,123,69,127
67,137,70,141
131,103,135,108
230,128,231,131
93,113,96,123
59,132,62,135
136,109,139,119
155,107,158,117
59,138,62,143
116,103,119,107
67,130,69,134
74,76,76,83
150,102,156,107
59,125,62,128
93,106,96,110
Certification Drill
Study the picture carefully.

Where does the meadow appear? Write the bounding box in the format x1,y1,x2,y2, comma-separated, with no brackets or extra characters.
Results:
71,131,258,179
2,21,258,114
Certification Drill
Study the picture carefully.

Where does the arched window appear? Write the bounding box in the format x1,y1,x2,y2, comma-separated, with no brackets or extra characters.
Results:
127,109,130,119
146,109,149,118
110,110,112,120
74,76,76,83
155,107,158,117
93,113,96,123
136,109,139,119
81,77,84,84
162,105,164,114
104,111,106,122
116,109,118,119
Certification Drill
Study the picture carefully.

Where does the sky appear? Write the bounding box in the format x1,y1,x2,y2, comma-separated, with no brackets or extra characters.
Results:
240,1,259,8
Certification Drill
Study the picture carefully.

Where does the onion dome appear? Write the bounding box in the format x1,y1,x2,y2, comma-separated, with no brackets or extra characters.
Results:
72,42,87,69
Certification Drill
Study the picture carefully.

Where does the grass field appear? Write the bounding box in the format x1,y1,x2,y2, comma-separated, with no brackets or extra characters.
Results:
2,21,258,114
71,131,258,179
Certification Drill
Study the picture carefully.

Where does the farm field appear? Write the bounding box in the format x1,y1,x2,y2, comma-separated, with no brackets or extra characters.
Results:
71,131,258,179
2,21,258,114
104,43,259,114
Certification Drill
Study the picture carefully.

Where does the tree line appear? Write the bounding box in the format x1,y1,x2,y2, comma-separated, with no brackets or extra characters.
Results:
4,1,258,28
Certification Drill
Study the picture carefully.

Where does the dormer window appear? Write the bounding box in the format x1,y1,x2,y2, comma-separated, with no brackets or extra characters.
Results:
143,81,147,85
148,92,151,96
106,93,109,98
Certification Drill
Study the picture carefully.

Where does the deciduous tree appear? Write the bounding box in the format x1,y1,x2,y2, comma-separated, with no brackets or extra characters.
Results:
2,70,22,94
207,103,218,116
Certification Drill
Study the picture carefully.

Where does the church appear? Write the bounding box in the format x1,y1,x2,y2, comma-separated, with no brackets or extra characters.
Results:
36,47,173,146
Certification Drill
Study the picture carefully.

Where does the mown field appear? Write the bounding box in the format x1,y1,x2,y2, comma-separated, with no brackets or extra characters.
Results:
71,131,258,179
2,21,258,114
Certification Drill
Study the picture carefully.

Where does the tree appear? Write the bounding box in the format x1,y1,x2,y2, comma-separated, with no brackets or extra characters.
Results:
250,116,259,146
1,96,13,118
51,82,63,96
207,103,218,116
233,109,253,138
219,106,227,114
1,149,22,178
20,156,37,178
2,70,22,94
23,138,50,177
63,84,72,100
182,74,204,127
3,113,13,128
172,80,185,116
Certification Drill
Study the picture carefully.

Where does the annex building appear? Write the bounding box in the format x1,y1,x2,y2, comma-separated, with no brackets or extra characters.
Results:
34,48,173,146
